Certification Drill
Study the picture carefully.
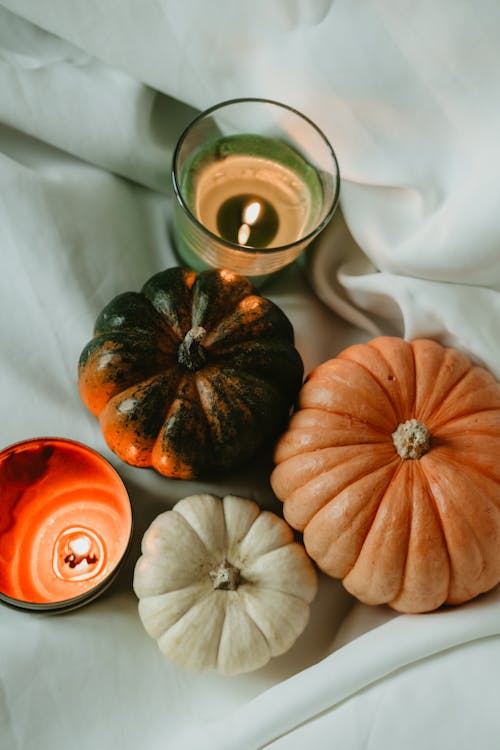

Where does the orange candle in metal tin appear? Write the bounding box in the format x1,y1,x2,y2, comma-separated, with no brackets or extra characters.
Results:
0,438,132,610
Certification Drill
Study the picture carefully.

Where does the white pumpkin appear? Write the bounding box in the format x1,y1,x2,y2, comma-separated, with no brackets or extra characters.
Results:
133,494,318,675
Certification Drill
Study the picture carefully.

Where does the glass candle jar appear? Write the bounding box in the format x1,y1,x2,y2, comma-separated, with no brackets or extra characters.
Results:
172,98,340,281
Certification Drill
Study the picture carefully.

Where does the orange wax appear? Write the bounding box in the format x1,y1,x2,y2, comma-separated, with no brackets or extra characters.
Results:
0,438,132,608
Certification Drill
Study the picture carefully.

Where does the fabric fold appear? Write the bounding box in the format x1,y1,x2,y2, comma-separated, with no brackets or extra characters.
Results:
307,209,500,378
176,586,500,750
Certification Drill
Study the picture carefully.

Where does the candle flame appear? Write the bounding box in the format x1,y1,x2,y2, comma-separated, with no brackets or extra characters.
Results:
69,535,91,557
237,200,262,245
243,200,261,226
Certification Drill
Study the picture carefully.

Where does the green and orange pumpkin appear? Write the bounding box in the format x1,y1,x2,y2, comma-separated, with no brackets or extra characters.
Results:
78,267,303,479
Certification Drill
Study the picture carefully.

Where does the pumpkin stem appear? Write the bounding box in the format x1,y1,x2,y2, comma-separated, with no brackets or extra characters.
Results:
178,326,207,371
208,559,240,591
392,418,431,459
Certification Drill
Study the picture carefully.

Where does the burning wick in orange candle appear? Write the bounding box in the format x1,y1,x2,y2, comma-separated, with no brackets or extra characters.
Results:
53,527,104,581
0,438,132,611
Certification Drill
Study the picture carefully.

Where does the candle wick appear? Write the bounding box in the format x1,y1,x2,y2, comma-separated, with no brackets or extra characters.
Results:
64,552,98,569
53,526,106,582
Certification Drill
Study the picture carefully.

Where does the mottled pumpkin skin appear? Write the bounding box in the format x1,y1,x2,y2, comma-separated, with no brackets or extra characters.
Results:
78,268,303,479
271,336,500,613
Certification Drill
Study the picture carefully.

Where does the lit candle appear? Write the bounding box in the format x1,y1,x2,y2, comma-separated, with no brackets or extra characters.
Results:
183,134,323,250
0,438,132,611
172,100,340,280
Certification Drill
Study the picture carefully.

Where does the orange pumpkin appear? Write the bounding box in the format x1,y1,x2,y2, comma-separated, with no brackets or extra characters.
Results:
270,336,500,613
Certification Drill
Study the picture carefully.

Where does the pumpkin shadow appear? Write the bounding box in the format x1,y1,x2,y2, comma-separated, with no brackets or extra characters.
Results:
98,442,281,602
102,469,188,598
245,574,355,688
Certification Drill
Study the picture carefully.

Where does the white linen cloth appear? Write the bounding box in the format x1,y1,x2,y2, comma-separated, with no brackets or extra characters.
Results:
1,2,499,749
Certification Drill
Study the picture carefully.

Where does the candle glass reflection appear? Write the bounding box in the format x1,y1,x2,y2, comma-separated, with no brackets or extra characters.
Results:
0,438,132,612
172,99,340,281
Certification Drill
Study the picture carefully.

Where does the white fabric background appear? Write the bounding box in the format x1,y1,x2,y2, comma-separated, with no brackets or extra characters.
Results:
1,2,499,749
